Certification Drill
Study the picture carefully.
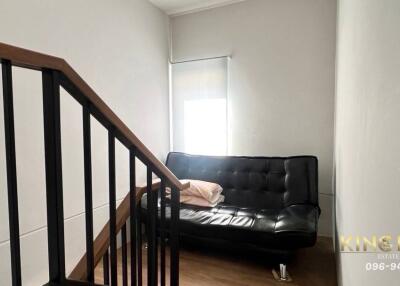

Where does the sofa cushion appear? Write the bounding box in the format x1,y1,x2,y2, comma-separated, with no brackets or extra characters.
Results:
141,197,318,250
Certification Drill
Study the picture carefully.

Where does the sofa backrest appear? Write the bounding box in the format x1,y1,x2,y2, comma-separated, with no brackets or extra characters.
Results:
166,152,318,210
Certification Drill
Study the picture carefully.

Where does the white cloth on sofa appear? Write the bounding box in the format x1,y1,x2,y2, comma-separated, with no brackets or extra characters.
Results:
167,179,224,207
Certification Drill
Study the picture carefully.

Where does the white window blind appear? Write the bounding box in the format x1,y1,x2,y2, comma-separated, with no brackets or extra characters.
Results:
171,57,228,155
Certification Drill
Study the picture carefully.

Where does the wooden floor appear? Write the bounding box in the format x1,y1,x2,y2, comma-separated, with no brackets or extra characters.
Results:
95,237,337,286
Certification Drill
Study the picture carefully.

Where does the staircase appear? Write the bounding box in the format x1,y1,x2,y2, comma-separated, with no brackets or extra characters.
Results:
0,42,188,286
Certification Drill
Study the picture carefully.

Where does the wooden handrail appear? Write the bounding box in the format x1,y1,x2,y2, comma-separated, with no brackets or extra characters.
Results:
0,42,186,191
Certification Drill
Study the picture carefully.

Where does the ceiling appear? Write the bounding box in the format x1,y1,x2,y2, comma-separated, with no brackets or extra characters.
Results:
149,0,247,16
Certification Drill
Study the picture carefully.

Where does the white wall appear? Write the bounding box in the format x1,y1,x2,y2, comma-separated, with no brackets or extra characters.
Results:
171,0,337,236
0,0,170,284
335,0,400,285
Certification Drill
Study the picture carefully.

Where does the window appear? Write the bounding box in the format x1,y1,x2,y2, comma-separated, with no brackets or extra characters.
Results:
171,57,228,155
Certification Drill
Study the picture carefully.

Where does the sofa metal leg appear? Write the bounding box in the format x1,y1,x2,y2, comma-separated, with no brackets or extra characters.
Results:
280,264,288,281
272,263,292,282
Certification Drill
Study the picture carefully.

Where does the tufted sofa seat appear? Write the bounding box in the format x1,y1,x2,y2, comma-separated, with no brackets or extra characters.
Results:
142,152,320,253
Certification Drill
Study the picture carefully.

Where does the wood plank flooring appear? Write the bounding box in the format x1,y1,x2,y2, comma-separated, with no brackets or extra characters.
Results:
94,237,337,286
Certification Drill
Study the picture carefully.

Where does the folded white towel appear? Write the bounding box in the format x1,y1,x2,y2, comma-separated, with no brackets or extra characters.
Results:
167,179,224,207
179,194,225,207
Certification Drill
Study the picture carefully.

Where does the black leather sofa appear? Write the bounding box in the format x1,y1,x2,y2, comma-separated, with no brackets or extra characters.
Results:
143,152,320,263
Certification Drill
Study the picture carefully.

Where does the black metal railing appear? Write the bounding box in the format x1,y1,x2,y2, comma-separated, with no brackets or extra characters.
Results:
1,44,181,286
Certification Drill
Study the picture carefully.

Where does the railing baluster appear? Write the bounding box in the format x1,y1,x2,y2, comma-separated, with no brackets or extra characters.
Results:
108,131,117,285
137,183,143,286
129,149,137,286
147,168,157,286
2,60,22,286
103,249,110,285
121,224,128,286
170,187,180,286
42,69,66,283
82,104,94,282
160,179,166,286
153,176,159,286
